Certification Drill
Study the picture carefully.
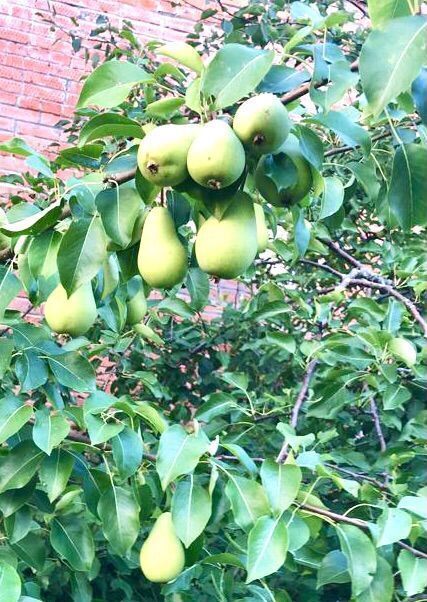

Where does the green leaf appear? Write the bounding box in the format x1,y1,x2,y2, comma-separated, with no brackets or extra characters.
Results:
224,475,270,531
77,60,152,108
317,550,350,587
357,557,393,602
156,424,210,489
246,516,288,583
310,44,358,110
186,268,210,311
97,485,139,556
4,506,32,544
0,441,44,494
195,393,238,423
367,0,411,30
388,143,427,229
265,333,296,353
319,177,344,219
202,44,274,109
50,516,95,572
79,113,143,145
48,352,95,393
32,409,70,455
157,297,194,319
383,384,411,410
59,144,104,170
134,401,167,434
0,480,36,518
111,427,143,479
374,507,412,546
15,351,48,392
0,339,14,379
398,549,427,597
312,111,371,156
96,187,142,249
360,16,427,116
336,525,377,596
11,532,45,571
57,215,106,295
260,459,302,514
0,268,21,321
221,443,258,477
0,396,33,445
39,449,74,502
156,41,204,74
171,475,212,548
412,67,427,125
398,495,427,519
146,97,185,118
85,414,124,445
0,202,62,236
0,561,21,602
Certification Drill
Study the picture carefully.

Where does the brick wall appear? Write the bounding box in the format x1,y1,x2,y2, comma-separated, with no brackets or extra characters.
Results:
0,0,223,176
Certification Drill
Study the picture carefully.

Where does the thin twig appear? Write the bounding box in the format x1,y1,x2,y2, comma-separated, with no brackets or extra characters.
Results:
276,359,318,463
369,397,387,453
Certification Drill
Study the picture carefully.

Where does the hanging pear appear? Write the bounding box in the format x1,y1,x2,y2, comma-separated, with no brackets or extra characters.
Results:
44,282,97,336
138,206,187,289
137,124,199,187
187,120,245,190
140,512,185,583
233,93,291,155
254,203,268,252
255,134,313,206
195,192,257,279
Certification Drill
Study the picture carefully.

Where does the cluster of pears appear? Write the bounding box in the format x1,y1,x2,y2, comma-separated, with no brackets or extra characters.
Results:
137,93,312,289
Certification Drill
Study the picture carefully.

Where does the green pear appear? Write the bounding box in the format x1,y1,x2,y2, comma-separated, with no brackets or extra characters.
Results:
138,206,187,289
187,120,245,190
140,512,185,583
195,191,257,279
255,134,313,206
137,124,199,187
126,288,147,324
254,203,268,252
233,93,291,155
44,282,97,336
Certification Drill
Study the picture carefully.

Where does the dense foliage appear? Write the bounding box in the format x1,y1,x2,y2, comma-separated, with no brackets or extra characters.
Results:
0,1,426,600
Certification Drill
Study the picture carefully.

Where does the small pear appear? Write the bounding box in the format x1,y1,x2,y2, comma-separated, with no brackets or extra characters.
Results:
126,288,147,324
195,192,257,279
140,512,185,583
44,283,97,336
255,134,312,206
138,206,187,289
187,120,245,190
254,203,268,252
233,93,291,155
137,124,199,187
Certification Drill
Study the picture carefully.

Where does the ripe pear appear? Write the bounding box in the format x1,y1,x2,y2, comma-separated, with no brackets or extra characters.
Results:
195,191,257,279
126,288,147,324
254,203,268,252
138,206,187,289
44,282,97,336
187,120,245,190
255,134,312,206
233,93,291,155
137,124,199,187
140,512,185,583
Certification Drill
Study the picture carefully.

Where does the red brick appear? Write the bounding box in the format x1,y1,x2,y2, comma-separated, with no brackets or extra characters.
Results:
23,83,65,102
0,91,17,106
16,121,60,141
1,105,40,124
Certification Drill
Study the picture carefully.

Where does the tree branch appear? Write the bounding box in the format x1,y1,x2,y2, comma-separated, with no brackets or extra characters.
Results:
276,359,318,463
299,503,427,559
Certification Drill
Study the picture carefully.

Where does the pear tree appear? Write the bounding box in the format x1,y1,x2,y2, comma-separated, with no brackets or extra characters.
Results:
0,1,426,600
